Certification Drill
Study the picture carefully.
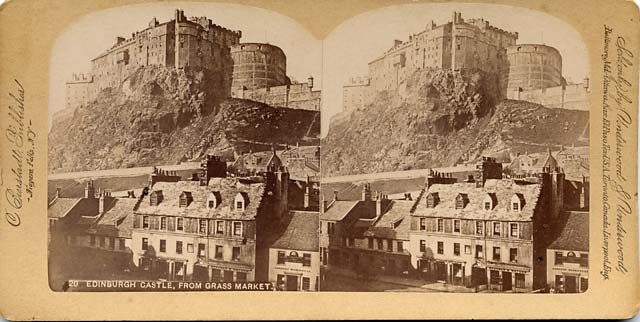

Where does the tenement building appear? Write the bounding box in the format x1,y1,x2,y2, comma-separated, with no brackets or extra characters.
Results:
545,211,589,293
131,155,289,282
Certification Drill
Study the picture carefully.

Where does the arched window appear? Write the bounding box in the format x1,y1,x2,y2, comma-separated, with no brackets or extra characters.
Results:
455,193,469,209
511,193,525,211
235,192,249,211
483,193,497,210
179,191,193,208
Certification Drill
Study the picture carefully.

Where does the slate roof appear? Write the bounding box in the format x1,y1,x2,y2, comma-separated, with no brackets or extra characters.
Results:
321,200,358,221
94,198,138,238
549,211,589,251
364,200,414,240
136,178,265,220
270,211,319,252
412,179,541,221
48,198,82,218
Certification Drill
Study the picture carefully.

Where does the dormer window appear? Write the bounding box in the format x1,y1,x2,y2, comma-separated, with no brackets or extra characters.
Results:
511,193,525,212
426,192,439,208
179,191,193,208
483,193,497,210
455,193,469,209
150,190,163,206
235,192,248,211
207,191,221,209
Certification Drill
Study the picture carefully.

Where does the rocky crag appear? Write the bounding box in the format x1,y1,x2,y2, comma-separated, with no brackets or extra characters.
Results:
49,66,320,173
322,68,589,177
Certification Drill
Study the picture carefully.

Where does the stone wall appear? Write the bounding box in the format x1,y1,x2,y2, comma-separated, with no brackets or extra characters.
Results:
508,81,590,110
233,81,320,111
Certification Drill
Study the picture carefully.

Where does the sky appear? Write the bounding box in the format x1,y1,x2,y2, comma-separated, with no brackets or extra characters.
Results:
48,2,590,136
48,2,323,128
321,3,590,135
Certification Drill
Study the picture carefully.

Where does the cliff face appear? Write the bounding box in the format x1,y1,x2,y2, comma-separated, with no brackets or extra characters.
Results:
48,66,320,173
322,68,589,177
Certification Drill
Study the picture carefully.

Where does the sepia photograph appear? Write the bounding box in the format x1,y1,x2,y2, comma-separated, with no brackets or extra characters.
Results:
47,3,321,292
320,3,590,293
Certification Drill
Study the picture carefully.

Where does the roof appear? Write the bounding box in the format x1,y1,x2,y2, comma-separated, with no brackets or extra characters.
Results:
136,178,265,220
269,211,319,252
94,198,138,238
549,212,589,251
364,200,414,240
412,179,541,221
48,198,81,218
321,200,358,221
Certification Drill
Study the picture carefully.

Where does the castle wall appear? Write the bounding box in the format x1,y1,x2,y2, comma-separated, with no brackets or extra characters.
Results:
230,43,288,94
505,44,564,92
343,82,371,113
234,82,321,111
508,82,590,110
65,74,93,110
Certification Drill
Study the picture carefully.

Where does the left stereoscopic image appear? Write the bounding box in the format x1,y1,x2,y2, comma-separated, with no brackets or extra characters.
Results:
47,3,321,292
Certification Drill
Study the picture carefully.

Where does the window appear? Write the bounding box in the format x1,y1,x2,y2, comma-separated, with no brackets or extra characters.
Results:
490,270,500,284
142,216,149,228
176,218,183,231
187,243,194,253
419,240,426,252
464,245,472,255
232,247,241,261
198,243,206,257
493,222,501,236
580,254,589,267
277,251,285,264
216,221,224,234
476,245,483,258
348,238,354,247
160,217,167,230
484,201,491,210
510,223,519,237
368,237,374,249
159,239,166,253
176,241,183,254
476,221,484,235
387,239,393,252
100,236,105,248
236,272,247,282
142,238,148,251
437,241,444,254
510,248,518,262
453,243,460,256
236,201,243,209
302,277,311,291
493,247,501,261
515,273,525,288
437,219,444,232
109,237,115,250
419,218,426,230
199,219,207,234
303,253,311,266
233,222,242,236
90,235,96,246
453,220,461,233
555,251,563,265
119,239,125,250
213,245,222,259
512,202,519,211
397,241,403,252
377,239,383,250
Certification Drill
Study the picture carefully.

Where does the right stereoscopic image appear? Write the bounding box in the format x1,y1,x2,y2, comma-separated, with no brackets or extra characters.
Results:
320,4,590,293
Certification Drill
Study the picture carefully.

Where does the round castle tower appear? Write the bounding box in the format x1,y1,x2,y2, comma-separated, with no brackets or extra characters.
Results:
229,43,289,96
505,44,565,92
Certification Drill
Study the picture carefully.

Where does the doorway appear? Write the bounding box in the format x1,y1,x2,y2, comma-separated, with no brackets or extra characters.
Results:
502,271,512,291
565,275,577,293
286,275,298,291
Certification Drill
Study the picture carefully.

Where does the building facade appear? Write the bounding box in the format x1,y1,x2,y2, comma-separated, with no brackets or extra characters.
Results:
546,211,589,293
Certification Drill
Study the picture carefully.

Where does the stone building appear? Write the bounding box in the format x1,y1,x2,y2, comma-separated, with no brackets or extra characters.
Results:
409,157,566,292
47,181,138,288
131,155,289,282
505,44,565,92
229,43,289,94
266,210,320,291
546,211,589,293
65,9,322,113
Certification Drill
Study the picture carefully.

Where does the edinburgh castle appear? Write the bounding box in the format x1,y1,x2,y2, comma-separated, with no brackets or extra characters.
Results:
64,9,320,113
342,12,589,113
